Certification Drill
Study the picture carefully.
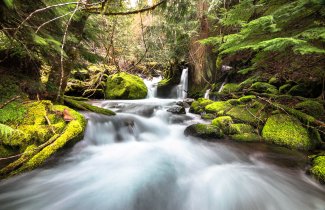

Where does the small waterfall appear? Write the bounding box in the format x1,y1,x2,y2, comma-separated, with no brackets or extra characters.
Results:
218,75,229,93
204,89,210,99
177,68,189,99
144,76,162,99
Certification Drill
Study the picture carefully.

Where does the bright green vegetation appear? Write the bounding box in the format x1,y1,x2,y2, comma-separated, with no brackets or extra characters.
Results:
229,124,255,135
221,83,241,93
238,95,256,103
105,72,148,99
64,97,115,116
227,105,266,125
189,98,213,114
230,133,261,142
205,101,232,115
262,114,317,151
309,156,325,183
184,123,224,139
250,82,278,94
211,116,233,134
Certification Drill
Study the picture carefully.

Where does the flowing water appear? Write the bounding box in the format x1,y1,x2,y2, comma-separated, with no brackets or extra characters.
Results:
0,82,324,210
175,68,188,99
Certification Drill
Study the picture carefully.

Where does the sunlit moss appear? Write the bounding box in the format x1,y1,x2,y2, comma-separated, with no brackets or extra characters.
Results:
309,156,325,184
205,101,232,115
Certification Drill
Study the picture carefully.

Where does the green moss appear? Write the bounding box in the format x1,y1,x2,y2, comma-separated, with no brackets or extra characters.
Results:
205,101,232,114
229,123,255,135
250,82,278,94
227,99,240,106
184,123,224,139
105,72,148,99
221,83,241,93
189,98,213,114
227,105,266,125
230,133,261,142
309,156,325,183
287,84,307,96
262,114,316,150
0,144,16,158
279,84,292,94
294,100,325,118
238,95,256,103
63,97,116,116
239,76,260,88
21,101,52,125
20,106,86,171
201,113,216,120
268,77,280,86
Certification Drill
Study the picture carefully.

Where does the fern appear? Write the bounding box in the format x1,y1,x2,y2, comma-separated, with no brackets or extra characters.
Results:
0,124,14,140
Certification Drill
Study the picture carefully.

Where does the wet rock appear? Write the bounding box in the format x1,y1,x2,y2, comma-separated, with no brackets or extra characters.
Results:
183,98,195,105
167,105,186,114
184,123,224,139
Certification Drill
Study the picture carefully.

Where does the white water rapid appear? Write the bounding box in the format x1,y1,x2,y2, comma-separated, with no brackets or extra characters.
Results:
0,97,324,210
204,89,210,99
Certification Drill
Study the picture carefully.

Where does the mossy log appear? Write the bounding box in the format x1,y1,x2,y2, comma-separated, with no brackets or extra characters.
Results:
63,97,116,116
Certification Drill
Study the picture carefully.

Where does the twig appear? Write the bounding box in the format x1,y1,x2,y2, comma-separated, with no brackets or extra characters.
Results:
35,11,74,33
0,96,21,109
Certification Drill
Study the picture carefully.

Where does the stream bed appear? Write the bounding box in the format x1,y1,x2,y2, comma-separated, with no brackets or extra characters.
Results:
0,98,324,210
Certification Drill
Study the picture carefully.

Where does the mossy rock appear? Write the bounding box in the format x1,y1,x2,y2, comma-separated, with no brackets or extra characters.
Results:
268,77,282,87
239,76,261,88
189,98,213,114
211,116,233,133
205,101,232,115
230,133,261,142
279,84,292,94
105,72,147,99
309,155,325,184
184,123,224,140
201,113,216,120
250,82,278,94
294,100,325,118
238,95,256,103
227,99,240,106
227,105,266,125
262,114,318,151
220,83,241,93
287,84,306,97
229,123,255,135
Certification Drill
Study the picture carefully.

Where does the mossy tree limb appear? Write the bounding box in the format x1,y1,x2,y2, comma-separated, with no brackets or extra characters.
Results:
63,97,116,116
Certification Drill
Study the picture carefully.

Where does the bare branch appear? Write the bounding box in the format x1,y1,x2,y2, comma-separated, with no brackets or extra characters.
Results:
86,0,166,16
35,11,75,33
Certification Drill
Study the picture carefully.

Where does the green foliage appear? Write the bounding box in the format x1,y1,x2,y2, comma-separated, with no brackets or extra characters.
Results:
0,123,14,139
221,0,255,27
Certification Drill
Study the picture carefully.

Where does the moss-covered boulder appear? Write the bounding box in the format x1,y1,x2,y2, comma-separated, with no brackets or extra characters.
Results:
230,133,261,142
294,100,325,118
250,82,278,94
189,98,213,114
184,124,224,140
227,105,266,126
205,101,232,115
201,113,216,120
105,72,147,99
279,84,292,94
220,83,241,93
238,95,256,103
212,116,233,133
229,123,255,135
262,114,318,150
309,155,325,184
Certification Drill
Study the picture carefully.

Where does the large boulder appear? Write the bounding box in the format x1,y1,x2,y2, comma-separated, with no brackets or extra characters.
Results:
262,114,319,150
184,123,224,139
105,72,148,99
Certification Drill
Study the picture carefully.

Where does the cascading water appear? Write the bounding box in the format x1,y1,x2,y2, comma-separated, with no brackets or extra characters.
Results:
0,97,324,210
143,76,162,99
204,89,210,99
176,68,188,99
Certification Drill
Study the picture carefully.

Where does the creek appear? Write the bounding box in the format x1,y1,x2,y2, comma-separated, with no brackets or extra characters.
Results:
0,72,324,210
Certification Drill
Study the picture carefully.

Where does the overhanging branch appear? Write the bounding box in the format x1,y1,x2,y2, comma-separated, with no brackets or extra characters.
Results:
85,0,166,16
